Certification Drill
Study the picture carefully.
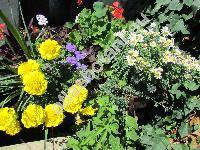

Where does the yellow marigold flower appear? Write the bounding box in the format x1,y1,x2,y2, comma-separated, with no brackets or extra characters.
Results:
44,104,65,127
75,114,83,125
5,121,21,136
18,59,40,76
21,104,45,128
38,39,61,60
22,71,48,95
80,106,97,116
0,107,21,136
63,96,83,114
67,84,88,103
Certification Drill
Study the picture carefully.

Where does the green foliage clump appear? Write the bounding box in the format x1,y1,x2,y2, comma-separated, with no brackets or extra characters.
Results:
67,96,138,150
67,2,126,50
145,0,200,52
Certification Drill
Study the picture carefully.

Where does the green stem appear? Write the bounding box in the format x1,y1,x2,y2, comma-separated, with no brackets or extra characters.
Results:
44,127,48,150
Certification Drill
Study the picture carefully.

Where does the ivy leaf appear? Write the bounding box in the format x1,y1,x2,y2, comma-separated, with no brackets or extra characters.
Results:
168,0,183,11
178,122,191,138
184,81,199,91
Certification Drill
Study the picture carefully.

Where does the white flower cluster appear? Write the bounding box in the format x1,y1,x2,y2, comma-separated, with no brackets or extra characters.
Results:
36,14,48,26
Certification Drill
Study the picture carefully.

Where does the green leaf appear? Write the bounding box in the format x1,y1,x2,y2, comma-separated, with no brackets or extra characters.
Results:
158,13,168,23
156,0,171,6
93,2,104,11
110,123,119,134
168,0,183,11
126,130,138,141
193,0,200,8
184,81,199,91
173,19,189,34
178,122,191,138
173,144,190,150
183,0,193,7
64,22,75,29
126,116,138,129
0,10,31,59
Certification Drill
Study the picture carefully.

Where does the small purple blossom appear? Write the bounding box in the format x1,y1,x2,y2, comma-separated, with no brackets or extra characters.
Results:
66,43,76,52
76,62,87,70
74,51,87,60
66,56,78,65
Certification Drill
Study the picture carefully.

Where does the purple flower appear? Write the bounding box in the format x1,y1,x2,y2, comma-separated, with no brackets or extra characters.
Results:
76,62,87,70
66,56,78,65
74,51,87,60
66,43,76,52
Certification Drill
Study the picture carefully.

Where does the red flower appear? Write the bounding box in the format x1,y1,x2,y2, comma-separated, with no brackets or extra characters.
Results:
113,1,120,8
0,23,6,40
77,0,83,5
112,7,124,19
111,1,124,19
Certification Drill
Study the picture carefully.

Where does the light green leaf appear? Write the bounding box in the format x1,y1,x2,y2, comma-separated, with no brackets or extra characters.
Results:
178,122,191,138
183,0,193,7
168,0,183,11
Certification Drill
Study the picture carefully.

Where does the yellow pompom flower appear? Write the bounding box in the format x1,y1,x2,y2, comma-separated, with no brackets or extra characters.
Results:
0,107,21,136
5,121,21,136
67,84,88,103
38,39,61,60
63,96,83,114
18,59,40,76
22,71,48,95
44,104,65,127
80,106,97,116
21,104,45,128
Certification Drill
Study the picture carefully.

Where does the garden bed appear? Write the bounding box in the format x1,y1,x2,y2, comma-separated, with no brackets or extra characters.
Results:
0,1,200,150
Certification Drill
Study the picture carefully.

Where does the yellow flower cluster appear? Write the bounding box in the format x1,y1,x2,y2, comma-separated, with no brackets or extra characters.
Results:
63,84,88,114
18,59,48,95
21,103,65,128
44,104,65,127
0,107,21,136
18,59,40,76
21,104,45,128
38,39,61,60
80,106,97,116
22,71,48,95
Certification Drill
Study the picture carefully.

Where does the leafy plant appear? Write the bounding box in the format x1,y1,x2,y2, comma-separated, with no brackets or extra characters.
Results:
67,96,138,150
144,0,200,53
